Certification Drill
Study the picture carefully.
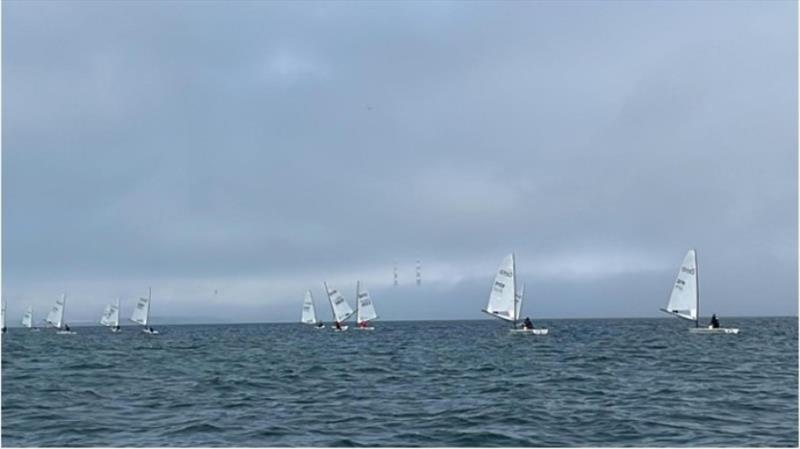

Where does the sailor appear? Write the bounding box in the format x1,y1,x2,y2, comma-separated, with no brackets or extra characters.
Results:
709,314,720,329
522,317,534,330
335,321,342,330
359,321,368,329
64,324,71,332
316,321,324,328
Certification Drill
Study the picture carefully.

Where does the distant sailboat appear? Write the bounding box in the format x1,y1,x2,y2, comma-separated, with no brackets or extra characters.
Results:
131,288,159,334
1,300,6,334
355,281,378,330
301,290,324,328
324,282,355,332
101,299,121,332
482,253,548,335
660,249,739,334
21,306,40,331
46,294,76,334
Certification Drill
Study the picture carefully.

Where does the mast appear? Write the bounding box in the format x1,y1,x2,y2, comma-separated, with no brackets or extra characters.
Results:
324,282,337,324
695,249,699,328
356,281,361,323
116,298,120,327
146,287,151,327
512,252,517,329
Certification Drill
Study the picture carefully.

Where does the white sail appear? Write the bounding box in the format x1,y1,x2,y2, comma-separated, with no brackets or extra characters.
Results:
22,306,33,328
515,283,525,320
663,249,698,322
483,253,517,322
46,294,66,329
301,290,318,324
101,299,120,327
324,282,355,323
131,289,151,326
356,281,378,323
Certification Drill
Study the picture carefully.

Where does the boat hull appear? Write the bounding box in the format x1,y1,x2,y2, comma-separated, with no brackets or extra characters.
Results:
689,327,739,334
355,327,375,331
333,326,349,332
56,330,77,335
142,328,159,335
510,328,549,335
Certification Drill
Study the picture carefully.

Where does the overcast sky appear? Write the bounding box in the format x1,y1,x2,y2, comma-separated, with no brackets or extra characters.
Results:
3,1,796,324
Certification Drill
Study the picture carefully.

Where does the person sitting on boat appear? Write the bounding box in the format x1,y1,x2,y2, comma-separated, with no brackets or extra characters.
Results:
316,321,324,328
112,325,121,332
709,314,720,329
522,317,534,330
359,320,369,329
335,321,342,330
64,324,71,332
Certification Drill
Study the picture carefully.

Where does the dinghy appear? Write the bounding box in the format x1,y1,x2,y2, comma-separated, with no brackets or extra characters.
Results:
324,282,355,331
47,294,76,334
660,249,739,334
301,290,325,329
21,306,40,331
101,299,122,332
355,281,378,330
131,288,159,334
482,253,548,335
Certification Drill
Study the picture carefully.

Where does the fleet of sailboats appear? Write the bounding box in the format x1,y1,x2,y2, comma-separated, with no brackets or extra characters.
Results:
660,249,739,334
0,251,744,336
101,299,122,332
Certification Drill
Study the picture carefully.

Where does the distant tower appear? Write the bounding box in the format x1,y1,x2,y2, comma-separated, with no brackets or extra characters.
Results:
393,262,398,287
416,259,421,286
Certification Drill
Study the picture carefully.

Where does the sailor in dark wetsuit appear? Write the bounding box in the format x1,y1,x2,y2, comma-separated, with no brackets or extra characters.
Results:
335,321,342,330
64,324,71,332
709,314,720,329
317,321,324,328
522,317,534,330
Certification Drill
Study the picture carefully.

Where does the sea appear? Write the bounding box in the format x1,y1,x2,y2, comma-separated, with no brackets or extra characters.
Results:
2,317,797,447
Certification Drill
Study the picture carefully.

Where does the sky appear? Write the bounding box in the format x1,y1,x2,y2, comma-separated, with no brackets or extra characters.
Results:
2,0,797,325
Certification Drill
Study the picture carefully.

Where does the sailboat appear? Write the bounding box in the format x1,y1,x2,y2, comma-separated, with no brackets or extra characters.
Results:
482,253,548,335
324,282,355,331
1,300,6,334
301,290,324,328
21,306,40,331
46,294,76,334
660,249,739,334
101,299,121,332
355,281,378,330
131,288,159,334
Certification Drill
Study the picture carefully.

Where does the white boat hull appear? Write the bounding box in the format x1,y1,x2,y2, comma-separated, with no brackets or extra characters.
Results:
111,327,121,333
315,325,326,329
690,327,739,334
510,328,549,335
56,330,77,335
333,326,349,332
355,326,375,331
142,328,159,335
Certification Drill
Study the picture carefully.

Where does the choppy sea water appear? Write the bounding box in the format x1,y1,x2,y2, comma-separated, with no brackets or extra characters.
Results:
2,317,797,447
